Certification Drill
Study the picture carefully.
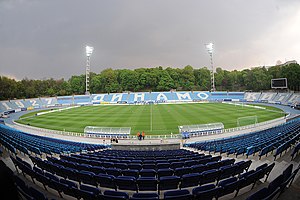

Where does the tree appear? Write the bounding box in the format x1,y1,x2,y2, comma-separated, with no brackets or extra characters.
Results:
157,71,175,91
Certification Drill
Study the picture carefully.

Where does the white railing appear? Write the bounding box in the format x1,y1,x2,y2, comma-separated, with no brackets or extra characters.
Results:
188,116,286,138
13,116,287,141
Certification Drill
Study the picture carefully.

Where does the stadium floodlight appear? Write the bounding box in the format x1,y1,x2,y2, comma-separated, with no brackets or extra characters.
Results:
86,46,94,57
85,45,94,95
205,42,216,92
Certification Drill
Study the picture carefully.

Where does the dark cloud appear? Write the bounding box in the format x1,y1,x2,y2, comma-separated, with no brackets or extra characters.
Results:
0,0,299,80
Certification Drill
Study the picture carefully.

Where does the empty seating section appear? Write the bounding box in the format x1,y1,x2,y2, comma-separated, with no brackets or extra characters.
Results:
0,91,247,113
246,163,300,200
1,91,300,115
0,124,107,155
185,119,300,160
11,148,285,200
244,92,300,105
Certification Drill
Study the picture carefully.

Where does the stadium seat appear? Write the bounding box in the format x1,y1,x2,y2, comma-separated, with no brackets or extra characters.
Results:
137,177,158,191
192,184,221,200
219,165,237,179
139,169,156,177
164,189,193,200
246,187,269,200
95,174,116,190
122,169,139,179
217,177,242,197
158,176,180,192
103,190,129,200
115,176,138,192
200,169,221,185
180,173,201,189
29,186,48,200
157,168,174,178
130,193,159,199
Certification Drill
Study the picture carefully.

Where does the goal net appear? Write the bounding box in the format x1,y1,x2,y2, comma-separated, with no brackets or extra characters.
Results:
237,116,258,127
84,126,131,138
179,122,224,138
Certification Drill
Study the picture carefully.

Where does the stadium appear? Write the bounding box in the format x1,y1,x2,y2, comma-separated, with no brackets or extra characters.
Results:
1,87,300,200
1,1,300,200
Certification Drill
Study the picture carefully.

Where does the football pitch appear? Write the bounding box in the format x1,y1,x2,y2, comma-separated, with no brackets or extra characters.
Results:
17,103,285,135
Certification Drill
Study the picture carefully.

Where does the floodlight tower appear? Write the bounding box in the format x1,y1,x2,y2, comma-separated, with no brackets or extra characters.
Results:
85,45,94,95
206,43,216,92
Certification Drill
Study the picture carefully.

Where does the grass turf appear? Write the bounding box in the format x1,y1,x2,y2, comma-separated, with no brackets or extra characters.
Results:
16,103,285,135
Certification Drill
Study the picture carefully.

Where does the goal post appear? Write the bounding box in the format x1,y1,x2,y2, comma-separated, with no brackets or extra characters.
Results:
237,116,258,127
179,122,224,138
84,126,131,138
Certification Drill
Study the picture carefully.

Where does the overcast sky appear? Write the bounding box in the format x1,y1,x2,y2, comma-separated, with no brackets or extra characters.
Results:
1,0,300,80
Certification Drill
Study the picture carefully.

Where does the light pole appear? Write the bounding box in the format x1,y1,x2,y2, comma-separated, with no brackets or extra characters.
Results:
206,42,216,92
85,45,94,95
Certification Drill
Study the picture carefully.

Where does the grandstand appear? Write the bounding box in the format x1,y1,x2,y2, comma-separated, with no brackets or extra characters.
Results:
1,91,300,115
0,91,300,200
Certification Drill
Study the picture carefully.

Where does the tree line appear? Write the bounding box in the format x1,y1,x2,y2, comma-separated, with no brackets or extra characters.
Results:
1,63,299,100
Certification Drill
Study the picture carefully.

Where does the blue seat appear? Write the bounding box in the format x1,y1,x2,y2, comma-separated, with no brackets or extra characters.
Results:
206,161,220,170
130,192,159,199
29,186,47,200
257,187,281,200
157,168,174,178
13,175,32,199
140,169,156,177
137,177,158,191
143,164,156,170
191,164,207,174
234,160,251,175
192,184,221,200
174,167,191,177
262,162,275,182
77,170,97,186
122,169,139,178
164,189,192,200
291,142,300,160
157,163,170,169
219,165,237,179
170,162,184,169
115,176,138,192
180,173,201,189
103,190,129,200
90,166,106,174
268,174,283,192
60,178,78,197
200,169,221,185
61,167,78,181
73,187,97,200
279,164,300,196
158,176,180,192
106,168,122,177
102,161,114,168
115,163,128,170
246,187,269,200
217,177,242,197
95,174,116,190
128,163,143,171
80,184,101,197
236,169,262,196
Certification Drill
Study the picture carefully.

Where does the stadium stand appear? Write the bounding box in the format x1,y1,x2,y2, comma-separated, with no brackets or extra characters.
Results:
2,91,300,116
184,118,300,159
0,124,108,155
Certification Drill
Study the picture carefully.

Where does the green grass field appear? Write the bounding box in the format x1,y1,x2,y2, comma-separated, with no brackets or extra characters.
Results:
16,103,285,135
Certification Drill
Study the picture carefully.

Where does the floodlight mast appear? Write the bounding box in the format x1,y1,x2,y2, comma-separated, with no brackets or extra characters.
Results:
85,46,94,95
206,43,216,92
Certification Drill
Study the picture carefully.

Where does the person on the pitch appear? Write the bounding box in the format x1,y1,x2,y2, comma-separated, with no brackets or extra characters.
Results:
137,131,141,140
142,131,145,140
